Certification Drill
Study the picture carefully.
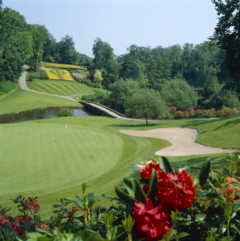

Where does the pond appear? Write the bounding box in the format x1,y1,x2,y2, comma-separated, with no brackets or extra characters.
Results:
0,107,92,124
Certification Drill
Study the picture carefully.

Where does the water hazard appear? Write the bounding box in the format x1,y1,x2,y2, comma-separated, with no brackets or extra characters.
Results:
0,107,91,123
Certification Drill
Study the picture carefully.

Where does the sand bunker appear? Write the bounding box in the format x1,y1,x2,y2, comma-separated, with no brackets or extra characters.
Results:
120,128,236,156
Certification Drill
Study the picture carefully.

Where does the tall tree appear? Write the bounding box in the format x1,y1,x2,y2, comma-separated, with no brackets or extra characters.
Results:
56,35,78,65
0,8,32,81
212,0,240,91
92,38,119,88
118,55,145,81
27,24,50,71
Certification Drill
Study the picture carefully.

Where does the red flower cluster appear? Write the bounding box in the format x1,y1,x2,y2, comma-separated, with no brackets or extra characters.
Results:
24,198,40,213
0,215,10,226
133,161,196,241
132,199,171,241
140,160,166,181
224,177,240,202
0,215,26,236
157,170,196,211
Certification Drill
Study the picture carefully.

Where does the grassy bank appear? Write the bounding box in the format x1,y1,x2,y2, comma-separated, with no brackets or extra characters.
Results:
0,88,80,115
28,79,103,97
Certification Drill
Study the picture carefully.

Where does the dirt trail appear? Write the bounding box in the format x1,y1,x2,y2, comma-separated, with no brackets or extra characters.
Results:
120,128,236,156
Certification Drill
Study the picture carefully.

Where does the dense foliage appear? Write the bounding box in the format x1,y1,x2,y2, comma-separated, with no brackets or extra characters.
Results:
1,1,240,111
0,154,240,241
212,0,240,91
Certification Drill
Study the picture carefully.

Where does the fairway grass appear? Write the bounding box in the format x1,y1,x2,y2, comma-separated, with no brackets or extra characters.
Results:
28,79,103,97
188,114,240,149
0,116,169,215
0,88,80,115
0,113,239,216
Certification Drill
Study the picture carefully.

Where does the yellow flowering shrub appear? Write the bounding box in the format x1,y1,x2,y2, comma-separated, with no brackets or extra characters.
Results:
59,70,74,81
45,68,59,80
43,62,86,70
45,68,74,81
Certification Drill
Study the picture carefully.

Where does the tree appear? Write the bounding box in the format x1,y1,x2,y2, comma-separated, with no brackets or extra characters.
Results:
0,8,32,81
56,35,78,65
125,89,167,126
93,38,119,88
27,24,50,71
212,0,240,91
0,0,3,10
108,79,140,113
159,78,198,110
93,69,103,88
118,55,145,81
76,53,92,67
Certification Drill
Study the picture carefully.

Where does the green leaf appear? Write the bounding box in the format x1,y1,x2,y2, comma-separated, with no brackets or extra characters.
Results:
122,178,135,198
175,232,189,240
80,230,108,241
115,187,135,205
199,161,211,186
148,170,158,199
160,156,173,173
134,179,146,202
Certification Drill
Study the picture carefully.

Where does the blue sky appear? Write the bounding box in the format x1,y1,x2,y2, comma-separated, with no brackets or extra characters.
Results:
4,0,218,56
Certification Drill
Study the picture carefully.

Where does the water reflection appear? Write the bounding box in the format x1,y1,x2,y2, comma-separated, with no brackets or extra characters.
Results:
0,107,90,124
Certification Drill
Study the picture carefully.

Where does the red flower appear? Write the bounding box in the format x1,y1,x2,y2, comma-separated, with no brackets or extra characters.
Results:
132,198,171,241
223,177,240,202
0,215,10,226
168,106,177,111
11,223,25,236
24,198,40,213
15,215,29,226
67,206,83,219
140,160,166,181
36,224,50,231
157,170,196,211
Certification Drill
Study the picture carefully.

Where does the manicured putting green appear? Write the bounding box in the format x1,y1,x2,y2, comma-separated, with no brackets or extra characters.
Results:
0,123,123,196
0,117,169,215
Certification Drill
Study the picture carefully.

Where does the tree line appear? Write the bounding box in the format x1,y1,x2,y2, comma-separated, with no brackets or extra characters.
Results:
0,0,240,115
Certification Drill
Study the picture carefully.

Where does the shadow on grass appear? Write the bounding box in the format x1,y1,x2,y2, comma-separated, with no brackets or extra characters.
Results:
182,118,222,128
213,118,240,131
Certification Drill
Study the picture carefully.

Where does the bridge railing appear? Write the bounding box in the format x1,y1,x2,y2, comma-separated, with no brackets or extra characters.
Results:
80,101,127,118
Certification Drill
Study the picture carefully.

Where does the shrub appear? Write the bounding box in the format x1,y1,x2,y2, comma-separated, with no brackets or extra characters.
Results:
221,90,240,108
82,90,110,103
160,78,198,110
125,89,167,125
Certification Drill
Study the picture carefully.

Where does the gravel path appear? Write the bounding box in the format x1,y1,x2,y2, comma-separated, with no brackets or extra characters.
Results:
18,72,78,102
120,128,237,156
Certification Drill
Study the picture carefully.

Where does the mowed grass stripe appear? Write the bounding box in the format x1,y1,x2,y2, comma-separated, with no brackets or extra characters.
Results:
0,117,169,215
29,79,102,97
0,124,123,197
188,114,240,149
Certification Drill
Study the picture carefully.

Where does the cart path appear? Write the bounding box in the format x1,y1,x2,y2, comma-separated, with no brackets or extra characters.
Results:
120,128,237,156
18,72,77,102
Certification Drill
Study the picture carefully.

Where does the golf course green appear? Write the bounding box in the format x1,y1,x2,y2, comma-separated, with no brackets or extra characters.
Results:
0,74,239,216
0,110,239,215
